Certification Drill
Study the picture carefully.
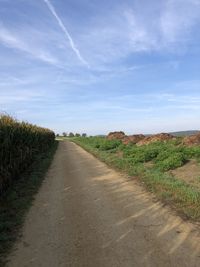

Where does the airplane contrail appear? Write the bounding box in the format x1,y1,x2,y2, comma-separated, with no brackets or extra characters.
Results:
43,0,89,67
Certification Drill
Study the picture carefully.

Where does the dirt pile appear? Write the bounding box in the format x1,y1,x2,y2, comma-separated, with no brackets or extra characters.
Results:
107,132,176,146
137,133,174,146
183,133,200,146
107,132,145,144
122,135,145,145
107,131,126,140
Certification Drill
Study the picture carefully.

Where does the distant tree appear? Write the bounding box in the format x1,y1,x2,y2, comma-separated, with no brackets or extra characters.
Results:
82,133,87,137
63,132,67,137
69,132,74,137
75,133,81,137
56,133,60,137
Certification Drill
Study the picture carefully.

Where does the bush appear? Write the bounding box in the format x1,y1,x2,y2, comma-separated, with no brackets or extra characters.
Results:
99,139,121,151
122,144,161,163
184,146,200,159
0,115,55,192
155,150,172,162
156,153,186,171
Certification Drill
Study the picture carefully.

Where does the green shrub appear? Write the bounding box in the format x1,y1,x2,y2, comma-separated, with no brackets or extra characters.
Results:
155,150,172,162
122,144,161,163
184,146,200,159
156,152,186,171
99,139,121,151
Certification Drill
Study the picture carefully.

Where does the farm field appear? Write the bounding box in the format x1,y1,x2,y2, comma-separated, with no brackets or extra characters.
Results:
73,133,200,221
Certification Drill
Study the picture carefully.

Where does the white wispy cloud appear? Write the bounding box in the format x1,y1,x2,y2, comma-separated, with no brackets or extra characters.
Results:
43,0,89,68
77,0,200,66
0,90,44,105
0,26,58,65
125,0,200,50
160,0,200,44
74,9,156,65
1,0,198,77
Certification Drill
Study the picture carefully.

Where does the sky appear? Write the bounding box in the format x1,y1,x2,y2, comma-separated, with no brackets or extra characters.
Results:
0,0,200,135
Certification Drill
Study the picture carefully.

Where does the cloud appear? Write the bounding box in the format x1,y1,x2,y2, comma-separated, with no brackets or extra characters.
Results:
160,0,200,44
1,0,199,74
0,90,44,105
43,0,89,67
0,26,58,64
76,0,200,66
73,9,155,66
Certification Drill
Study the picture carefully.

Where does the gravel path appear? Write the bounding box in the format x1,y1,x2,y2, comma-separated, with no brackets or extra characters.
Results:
7,141,200,267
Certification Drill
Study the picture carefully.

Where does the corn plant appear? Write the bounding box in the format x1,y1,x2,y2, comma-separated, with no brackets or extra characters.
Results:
0,115,55,192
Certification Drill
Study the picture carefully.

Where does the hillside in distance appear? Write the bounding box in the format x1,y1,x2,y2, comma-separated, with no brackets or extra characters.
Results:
96,130,200,138
169,130,200,137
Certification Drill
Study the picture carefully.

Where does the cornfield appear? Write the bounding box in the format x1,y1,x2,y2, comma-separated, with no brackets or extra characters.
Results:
0,115,55,192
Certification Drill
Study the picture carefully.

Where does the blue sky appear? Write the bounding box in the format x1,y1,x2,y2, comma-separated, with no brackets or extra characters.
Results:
0,0,200,135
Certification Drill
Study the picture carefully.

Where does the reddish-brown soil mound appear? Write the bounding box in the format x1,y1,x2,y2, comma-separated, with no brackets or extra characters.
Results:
137,133,174,146
122,135,145,145
183,133,200,146
107,131,126,140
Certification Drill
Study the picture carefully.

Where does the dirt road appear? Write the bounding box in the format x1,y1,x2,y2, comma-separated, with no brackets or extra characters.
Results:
7,141,200,267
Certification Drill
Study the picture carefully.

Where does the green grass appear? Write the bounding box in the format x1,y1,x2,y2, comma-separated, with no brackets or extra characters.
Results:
72,137,200,221
0,141,58,267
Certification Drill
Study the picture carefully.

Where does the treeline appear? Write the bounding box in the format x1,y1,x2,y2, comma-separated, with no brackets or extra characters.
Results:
58,132,87,137
0,115,55,193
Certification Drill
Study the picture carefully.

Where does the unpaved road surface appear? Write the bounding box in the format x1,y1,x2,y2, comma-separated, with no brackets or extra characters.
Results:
7,141,200,267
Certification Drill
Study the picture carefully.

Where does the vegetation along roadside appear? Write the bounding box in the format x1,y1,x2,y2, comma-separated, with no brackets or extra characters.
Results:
72,136,200,222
